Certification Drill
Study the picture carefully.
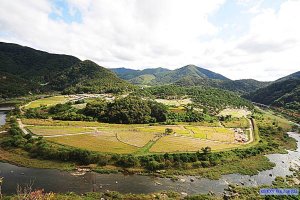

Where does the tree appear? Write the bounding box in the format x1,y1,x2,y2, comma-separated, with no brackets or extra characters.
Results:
106,97,151,124
201,146,211,154
165,128,173,135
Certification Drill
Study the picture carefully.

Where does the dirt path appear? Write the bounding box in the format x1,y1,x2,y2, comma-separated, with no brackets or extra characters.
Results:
17,118,30,135
245,118,254,144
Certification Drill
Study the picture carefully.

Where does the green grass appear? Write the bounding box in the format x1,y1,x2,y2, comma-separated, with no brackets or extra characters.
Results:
24,96,70,109
165,155,275,179
0,148,75,170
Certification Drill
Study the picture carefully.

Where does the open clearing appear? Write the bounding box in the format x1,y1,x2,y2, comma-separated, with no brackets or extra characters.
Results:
24,118,249,154
155,98,192,106
24,96,70,109
218,108,251,118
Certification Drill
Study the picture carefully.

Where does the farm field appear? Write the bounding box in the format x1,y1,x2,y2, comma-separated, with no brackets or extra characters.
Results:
24,96,70,109
21,118,103,127
24,118,247,154
155,98,192,106
218,108,251,118
149,135,240,153
47,133,138,154
221,117,250,128
27,126,94,136
185,126,235,142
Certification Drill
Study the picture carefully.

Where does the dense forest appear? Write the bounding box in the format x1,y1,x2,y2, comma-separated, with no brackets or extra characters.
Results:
0,42,133,98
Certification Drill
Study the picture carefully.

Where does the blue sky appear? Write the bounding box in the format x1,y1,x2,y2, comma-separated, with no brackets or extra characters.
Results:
49,0,82,23
0,0,299,81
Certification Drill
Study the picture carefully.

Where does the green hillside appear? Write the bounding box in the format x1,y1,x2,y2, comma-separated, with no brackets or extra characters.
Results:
51,60,134,94
0,42,80,82
112,65,268,94
0,42,134,97
0,72,40,98
173,76,269,94
245,71,300,122
245,72,300,106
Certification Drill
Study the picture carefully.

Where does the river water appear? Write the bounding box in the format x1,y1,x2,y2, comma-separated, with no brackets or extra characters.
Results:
0,111,299,195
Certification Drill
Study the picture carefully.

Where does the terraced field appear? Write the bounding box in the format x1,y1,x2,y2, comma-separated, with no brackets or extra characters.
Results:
23,118,250,154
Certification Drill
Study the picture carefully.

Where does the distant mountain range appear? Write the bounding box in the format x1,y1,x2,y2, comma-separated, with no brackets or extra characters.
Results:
111,65,270,94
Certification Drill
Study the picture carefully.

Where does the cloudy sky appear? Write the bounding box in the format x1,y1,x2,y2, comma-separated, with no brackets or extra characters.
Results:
0,0,299,81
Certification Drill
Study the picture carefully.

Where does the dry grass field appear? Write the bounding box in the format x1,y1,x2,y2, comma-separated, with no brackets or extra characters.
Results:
27,126,94,136
24,96,70,109
149,135,240,153
47,132,138,154
185,126,235,142
155,98,192,106
221,117,250,128
117,131,157,147
22,118,103,127
218,108,251,118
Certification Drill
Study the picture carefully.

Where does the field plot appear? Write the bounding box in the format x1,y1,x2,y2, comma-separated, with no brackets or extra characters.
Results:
22,118,249,154
222,117,250,128
28,126,94,136
47,132,138,154
155,98,192,106
24,96,70,109
22,118,103,127
218,108,251,118
117,131,156,147
185,126,235,142
149,135,240,153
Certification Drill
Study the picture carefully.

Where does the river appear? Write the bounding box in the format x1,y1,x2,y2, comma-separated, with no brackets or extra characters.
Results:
0,111,299,195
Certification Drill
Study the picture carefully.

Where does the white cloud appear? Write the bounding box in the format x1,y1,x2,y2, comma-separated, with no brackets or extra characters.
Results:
0,0,299,81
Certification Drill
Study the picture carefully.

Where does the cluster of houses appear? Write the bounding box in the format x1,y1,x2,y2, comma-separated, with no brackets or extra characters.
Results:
234,128,248,143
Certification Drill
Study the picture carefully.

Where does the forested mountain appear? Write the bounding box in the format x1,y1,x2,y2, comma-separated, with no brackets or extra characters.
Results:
51,60,134,94
0,42,133,98
245,71,299,105
0,42,80,82
175,77,270,94
112,65,229,85
111,67,170,80
112,65,269,94
245,71,300,119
